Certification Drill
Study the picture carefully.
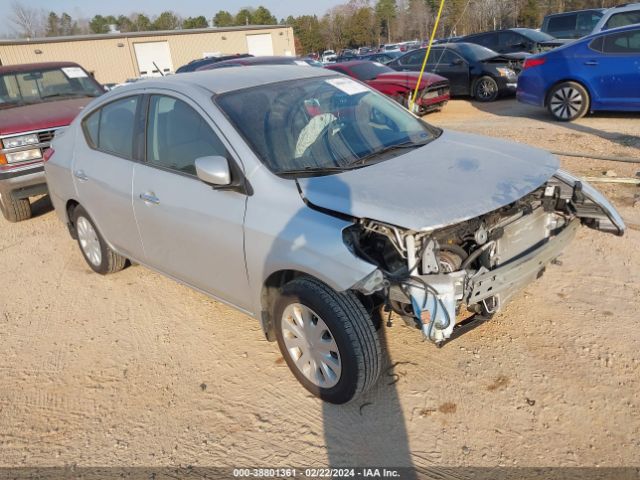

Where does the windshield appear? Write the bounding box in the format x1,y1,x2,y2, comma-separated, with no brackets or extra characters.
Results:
516,29,556,42
0,67,103,108
455,43,500,60
349,62,394,80
216,76,437,176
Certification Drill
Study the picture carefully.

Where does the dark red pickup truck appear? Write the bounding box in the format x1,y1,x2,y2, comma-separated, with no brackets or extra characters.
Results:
0,62,104,222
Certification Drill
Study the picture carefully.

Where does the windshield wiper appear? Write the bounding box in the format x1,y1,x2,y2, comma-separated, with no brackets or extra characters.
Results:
277,165,353,177
41,92,93,100
349,140,429,167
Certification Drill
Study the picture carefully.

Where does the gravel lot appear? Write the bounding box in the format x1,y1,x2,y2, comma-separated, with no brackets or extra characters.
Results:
1,99,638,471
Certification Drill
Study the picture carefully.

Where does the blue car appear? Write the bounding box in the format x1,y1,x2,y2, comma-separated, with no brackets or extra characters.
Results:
517,25,640,121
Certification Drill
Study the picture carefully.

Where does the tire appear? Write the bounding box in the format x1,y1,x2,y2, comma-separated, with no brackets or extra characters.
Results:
274,276,382,404
0,192,31,222
473,76,500,102
547,81,589,122
72,205,126,275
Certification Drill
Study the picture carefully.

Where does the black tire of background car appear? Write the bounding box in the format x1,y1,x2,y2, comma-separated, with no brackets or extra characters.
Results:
72,205,127,275
547,81,590,122
274,276,382,404
0,194,31,223
473,76,500,102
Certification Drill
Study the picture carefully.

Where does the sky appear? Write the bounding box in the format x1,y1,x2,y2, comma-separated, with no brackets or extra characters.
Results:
1,0,343,35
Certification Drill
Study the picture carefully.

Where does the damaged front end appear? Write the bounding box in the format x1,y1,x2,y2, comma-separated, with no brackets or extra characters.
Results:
345,169,625,345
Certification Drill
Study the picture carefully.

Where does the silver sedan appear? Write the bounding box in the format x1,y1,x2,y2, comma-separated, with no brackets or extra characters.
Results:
45,66,624,403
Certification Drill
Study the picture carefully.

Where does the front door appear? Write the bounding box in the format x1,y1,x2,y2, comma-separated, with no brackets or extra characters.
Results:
132,93,251,311
429,49,470,96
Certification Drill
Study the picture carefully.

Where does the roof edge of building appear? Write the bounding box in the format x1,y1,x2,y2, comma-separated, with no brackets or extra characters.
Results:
0,25,291,46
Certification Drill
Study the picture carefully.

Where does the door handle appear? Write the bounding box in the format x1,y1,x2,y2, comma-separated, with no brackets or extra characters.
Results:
139,192,160,205
74,170,89,182
584,61,599,66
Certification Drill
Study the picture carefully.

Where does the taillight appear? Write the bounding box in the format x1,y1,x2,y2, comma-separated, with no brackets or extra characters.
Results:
43,148,55,162
524,57,546,69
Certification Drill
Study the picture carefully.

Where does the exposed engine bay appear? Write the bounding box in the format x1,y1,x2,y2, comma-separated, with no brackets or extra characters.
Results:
345,171,624,345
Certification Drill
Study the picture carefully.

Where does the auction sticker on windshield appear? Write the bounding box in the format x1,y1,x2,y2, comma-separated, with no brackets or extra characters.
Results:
326,77,369,95
62,67,88,78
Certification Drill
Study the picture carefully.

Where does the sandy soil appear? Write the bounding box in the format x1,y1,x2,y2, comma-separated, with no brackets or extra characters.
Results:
0,99,638,471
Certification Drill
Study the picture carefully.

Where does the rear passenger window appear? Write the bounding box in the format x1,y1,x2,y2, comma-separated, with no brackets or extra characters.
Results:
145,95,229,176
602,30,640,53
399,50,425,65
82,96,138,158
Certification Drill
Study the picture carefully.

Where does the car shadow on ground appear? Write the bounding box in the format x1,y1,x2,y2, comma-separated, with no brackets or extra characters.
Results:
31,195,54,218
469,98,640,151
323,323,417,475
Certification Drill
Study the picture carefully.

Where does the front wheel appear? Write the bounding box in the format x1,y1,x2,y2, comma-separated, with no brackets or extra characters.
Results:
274,276,382,404
547,81,589,121
473,76,499,102
0,192,31,222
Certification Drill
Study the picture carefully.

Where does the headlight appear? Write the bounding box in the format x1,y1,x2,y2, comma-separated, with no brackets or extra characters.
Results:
496,67,516,78
2,133,39,149
5,148,42,163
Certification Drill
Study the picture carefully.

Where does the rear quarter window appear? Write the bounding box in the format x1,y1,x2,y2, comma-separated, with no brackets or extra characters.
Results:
605,10,640,30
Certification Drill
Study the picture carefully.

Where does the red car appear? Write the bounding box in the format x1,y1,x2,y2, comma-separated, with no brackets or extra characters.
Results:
0,62,104,222
325,60,450,115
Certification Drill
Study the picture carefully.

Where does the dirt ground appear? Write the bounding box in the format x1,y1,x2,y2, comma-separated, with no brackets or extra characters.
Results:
1,99,638,472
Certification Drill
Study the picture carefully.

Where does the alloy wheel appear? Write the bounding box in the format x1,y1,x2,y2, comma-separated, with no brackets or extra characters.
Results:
550,87,583,120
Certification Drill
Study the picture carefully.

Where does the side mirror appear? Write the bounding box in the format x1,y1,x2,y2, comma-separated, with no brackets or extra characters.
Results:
510,42,526,49
195,155,231,187
451,58,464,66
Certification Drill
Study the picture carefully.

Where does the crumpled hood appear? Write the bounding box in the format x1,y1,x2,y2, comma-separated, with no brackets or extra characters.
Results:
297,129,559,231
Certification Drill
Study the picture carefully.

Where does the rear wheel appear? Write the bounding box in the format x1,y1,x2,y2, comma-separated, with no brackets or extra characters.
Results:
547,81,589,121
0,192,31,222
72,205,127,275
474,76,499,102
274,276,381,404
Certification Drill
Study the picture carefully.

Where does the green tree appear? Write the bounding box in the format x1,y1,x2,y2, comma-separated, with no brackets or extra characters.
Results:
519,0,541,27
290,15,324,54
131,13,152,31
252,6,277,25
375,0,397,42
213,10,234,27
89,14,117,34
45,12,59,36
235,8,254,26
117,15,134,32
152,11,181,31
183,16,208,29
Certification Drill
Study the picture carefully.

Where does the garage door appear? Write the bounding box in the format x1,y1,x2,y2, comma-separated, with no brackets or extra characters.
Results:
133,42,174,77
246,34,274,56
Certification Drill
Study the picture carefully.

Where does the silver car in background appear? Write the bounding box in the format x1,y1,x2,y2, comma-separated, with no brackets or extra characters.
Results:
45,66,624,404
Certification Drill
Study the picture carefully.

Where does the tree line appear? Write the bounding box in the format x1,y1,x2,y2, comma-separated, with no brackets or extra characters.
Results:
8,0,622,52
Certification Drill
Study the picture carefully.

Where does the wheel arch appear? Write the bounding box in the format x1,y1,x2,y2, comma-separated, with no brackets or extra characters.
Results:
260,268,364,342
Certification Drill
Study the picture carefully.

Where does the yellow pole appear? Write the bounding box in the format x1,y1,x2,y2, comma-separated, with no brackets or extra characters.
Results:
409,0,447,112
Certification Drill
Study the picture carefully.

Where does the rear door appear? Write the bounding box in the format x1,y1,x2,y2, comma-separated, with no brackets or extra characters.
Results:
73,95,144,260
132,92,251,311
586,29,640,109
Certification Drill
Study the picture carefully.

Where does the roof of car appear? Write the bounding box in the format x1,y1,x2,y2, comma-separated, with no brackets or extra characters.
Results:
0,61,81,74
120,65,336,95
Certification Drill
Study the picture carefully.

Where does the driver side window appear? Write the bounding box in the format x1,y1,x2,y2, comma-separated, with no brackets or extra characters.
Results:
145,95,229,176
